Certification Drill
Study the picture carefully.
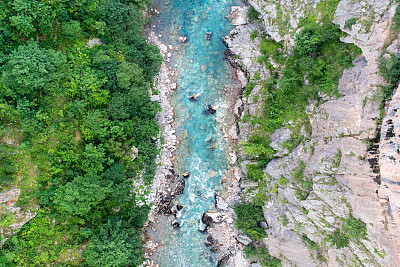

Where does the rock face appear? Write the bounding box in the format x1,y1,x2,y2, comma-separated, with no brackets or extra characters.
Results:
379,84,400,256
0,188,38,246
226,1,400,266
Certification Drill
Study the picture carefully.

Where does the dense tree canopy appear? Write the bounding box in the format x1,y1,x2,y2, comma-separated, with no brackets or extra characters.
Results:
0,0,162,265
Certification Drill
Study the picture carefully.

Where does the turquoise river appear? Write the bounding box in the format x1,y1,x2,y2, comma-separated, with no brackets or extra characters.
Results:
150,0,241,266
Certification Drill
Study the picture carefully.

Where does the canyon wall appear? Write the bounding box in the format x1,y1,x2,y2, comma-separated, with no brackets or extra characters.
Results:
226,0,400,265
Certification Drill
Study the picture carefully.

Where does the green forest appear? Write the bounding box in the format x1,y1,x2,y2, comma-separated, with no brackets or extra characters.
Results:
0,0,162,265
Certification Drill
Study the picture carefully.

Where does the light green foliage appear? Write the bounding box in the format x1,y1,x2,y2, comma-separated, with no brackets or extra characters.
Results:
0,144,17,189
234,204,267,241
376,53,400,122
272,184,278,197
362,138,373,150
54,172,112,216
83,209,148,267
260,39,282,57
378,53,400,86
0,213,15,228
10,15,35,37
242,135,274,159
116,61,145,89
333,149,342,168
278,176,286,186
62,21,82,41
247,163,264,181
244,244,282,267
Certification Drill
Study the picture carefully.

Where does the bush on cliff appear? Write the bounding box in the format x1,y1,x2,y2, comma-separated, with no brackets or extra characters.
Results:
235,203,267,241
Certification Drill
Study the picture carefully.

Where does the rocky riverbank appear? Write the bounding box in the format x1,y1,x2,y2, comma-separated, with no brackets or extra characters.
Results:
142,5,250,266
224,0,400,266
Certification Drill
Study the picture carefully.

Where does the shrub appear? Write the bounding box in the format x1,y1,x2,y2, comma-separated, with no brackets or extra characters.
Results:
344,18,357,30
260,39,282,57
378,53,400,86
301,234,319,250
329,229,349,249
247,164,264,181
247,6,260,22
392,4,400,30
278,176,286,186
280,214,289,226
244,81,255,99
244,244,282,267
343,216,367,240
250,30,259,40
235,204,266,241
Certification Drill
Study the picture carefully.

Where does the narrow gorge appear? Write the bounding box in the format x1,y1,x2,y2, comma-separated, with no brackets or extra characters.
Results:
1,0,400,266
143,0,246,266
145,0,400,266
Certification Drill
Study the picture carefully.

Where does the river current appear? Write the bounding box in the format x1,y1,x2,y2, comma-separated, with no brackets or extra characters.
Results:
150,0,240,265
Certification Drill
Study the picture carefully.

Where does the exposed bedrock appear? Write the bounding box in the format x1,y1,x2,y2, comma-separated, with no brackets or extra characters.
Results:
225,0,400,265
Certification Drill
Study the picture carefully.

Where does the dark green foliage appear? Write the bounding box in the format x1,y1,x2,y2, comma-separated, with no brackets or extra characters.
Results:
329,229,349,249
344,18,357,29
378,53,400,86
235,204,267,241
392,4,400,30
0,0,161,265
0,144,17,189
343,216,367,240
83,210,148,267
2,41,66,99
376,53,400,123
247,6,260,22
244,244,282,267
247,163,264,181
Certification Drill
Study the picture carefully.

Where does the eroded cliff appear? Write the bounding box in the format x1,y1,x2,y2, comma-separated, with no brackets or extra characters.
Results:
226,0,400,265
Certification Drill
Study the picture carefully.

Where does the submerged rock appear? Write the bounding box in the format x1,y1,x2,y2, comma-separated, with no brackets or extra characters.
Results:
178,36,187,43
172,178,185,195
203,104,217,115
205,235,217,247
189,94,197,101
217,254,230,267
205,31,213,40
176,204,184,211
172,220,180,229
158,194,174,215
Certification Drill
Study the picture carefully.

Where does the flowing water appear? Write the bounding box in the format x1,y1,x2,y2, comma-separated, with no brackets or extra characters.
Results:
150,0,240,265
